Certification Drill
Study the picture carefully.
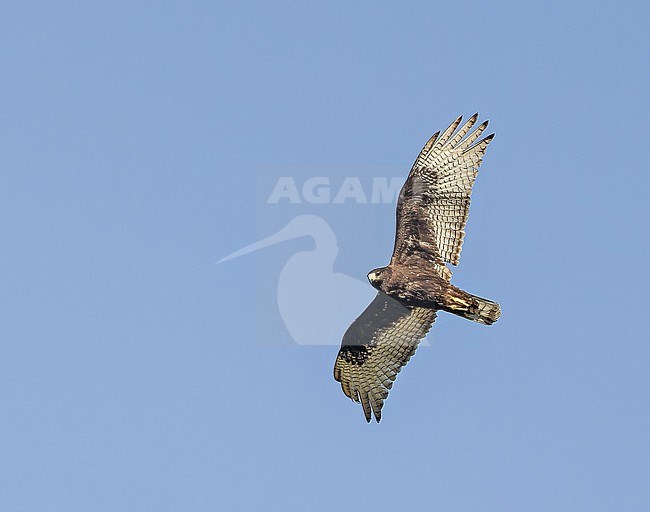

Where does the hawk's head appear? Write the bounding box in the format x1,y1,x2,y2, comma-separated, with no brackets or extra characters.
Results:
367,267,387,289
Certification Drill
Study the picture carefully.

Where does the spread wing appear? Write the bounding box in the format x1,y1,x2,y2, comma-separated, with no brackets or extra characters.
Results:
333,292,437,422
391,114,494,275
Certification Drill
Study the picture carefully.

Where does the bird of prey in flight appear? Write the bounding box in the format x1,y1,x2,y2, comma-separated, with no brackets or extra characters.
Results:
334,114,501,422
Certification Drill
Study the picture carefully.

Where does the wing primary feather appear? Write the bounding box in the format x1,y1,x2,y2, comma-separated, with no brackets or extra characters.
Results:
455,120,489,152
359,390,372,422
449,113,479,149
464,133,495,154
414,130,440,168
434,115,463,148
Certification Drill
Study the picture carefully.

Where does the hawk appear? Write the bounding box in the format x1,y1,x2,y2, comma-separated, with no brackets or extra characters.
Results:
334,114,501,422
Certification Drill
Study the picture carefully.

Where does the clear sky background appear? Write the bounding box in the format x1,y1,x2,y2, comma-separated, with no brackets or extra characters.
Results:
2,1,649,511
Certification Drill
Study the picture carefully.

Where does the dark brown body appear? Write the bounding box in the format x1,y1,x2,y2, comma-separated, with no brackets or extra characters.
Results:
368,257,500,325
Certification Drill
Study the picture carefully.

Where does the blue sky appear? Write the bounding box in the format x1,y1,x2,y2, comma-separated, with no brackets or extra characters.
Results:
1,1,649,511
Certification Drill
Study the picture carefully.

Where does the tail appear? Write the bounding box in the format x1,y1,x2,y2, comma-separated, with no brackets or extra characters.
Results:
443,290,501,325
463,294,501,325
